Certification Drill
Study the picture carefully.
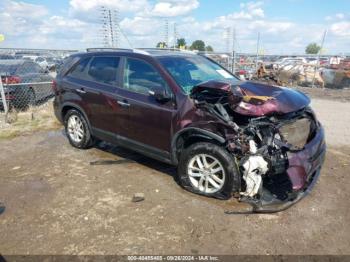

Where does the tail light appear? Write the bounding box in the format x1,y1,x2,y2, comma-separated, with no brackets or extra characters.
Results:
51,80,58,94
3,76,21,84
5,94,15,100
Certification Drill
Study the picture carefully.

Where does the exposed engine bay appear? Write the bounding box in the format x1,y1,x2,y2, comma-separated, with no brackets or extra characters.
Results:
190,80,322,212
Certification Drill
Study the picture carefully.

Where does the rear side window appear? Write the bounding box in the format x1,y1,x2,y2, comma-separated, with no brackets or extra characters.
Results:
123,58,168,95
68,57,90,79
87,56,120,85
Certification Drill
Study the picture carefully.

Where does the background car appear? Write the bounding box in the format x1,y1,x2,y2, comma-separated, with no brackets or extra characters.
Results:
273,57,307,70
0,59,54,110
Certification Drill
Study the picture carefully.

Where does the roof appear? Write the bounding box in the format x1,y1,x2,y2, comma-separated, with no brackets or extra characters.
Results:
0,59,27,65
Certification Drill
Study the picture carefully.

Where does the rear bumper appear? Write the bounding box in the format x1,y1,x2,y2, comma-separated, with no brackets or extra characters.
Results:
244,125,326,213
53,97,63,123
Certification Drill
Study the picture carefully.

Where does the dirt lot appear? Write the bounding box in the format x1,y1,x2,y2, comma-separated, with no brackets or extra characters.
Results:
296,86,350,103
0,91,350,255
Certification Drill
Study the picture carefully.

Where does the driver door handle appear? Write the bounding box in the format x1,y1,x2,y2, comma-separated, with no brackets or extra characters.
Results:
76,88,86,94
117,100,130,107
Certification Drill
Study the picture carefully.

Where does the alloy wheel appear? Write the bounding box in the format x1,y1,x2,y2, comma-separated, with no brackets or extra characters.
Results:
187,154,225,194
67,115,84,143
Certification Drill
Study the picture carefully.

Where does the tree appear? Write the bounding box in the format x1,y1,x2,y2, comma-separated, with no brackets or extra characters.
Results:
305,43,321,54
205,45,214,52
156,42,167,48
190,40,206,51
177,38,187,49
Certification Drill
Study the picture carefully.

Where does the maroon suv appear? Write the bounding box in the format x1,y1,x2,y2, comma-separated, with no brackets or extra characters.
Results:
53,48,326,213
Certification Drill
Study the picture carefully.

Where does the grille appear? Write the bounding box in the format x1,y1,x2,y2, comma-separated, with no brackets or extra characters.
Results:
279,117,311,150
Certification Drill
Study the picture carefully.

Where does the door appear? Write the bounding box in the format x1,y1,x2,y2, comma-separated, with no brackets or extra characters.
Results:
64,56,124,136
117,57,175,152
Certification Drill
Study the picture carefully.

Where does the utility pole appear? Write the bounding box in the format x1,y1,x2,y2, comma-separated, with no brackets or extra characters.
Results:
312,29,327,88
115,9,119,48
100,7,119,48
232,27,236,73
225,27,231,54
173,22,178,50
108,9,114,47
164,19,169,48
255,32,260,72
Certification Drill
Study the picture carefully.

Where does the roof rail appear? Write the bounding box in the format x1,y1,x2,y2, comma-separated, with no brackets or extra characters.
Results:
86,48,151,55
85,47,196,55
86,48,134,52
137,48,196,54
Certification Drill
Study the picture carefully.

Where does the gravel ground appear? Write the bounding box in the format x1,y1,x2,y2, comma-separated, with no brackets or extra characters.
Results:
311,99,350,147
0,94,349,255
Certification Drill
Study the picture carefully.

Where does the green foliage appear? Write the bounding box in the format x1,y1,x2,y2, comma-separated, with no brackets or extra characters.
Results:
190,40,206,51
176,38,186,48
156,42,167,48
205,45,214,52
305,43,321,54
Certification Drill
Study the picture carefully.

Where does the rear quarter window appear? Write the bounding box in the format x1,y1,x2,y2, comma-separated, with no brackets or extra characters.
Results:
58,56,81,77
68,57,91,79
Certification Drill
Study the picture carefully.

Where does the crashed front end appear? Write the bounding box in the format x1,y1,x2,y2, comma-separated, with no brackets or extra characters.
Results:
190,80,326,213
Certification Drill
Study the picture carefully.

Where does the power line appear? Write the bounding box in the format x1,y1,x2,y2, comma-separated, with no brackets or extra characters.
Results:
116,23,133,48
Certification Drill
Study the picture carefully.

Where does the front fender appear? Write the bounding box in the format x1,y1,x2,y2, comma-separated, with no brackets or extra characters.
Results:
171,127,226,164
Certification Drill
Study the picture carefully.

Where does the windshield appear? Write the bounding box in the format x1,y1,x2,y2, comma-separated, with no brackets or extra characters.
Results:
157,55,240,94
0,62,41,75
0,64,18,75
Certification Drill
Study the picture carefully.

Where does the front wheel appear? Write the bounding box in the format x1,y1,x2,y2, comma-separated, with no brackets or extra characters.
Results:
64,109,93,149
177,142,240,200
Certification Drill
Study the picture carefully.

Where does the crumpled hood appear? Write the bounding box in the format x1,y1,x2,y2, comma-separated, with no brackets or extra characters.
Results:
235,81,310,116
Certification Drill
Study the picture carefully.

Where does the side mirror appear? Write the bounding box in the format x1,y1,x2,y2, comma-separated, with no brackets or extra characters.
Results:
149,88,172,103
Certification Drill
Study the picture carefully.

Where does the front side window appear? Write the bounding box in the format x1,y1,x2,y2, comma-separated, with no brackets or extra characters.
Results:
123,58,168,95
87,56,120,85
157,55,240,94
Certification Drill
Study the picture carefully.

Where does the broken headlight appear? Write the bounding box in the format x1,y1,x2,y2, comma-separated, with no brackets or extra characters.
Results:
279,117,311,150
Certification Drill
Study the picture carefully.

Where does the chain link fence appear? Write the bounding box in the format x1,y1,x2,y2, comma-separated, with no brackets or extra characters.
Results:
0,48,76,129
203,52,350,89
0,58,56,128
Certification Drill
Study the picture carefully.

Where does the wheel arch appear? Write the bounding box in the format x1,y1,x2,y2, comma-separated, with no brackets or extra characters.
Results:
61,102,92,131
171,127,226,165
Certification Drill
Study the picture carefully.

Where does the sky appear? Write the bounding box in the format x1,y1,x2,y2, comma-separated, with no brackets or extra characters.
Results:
0,0,349,54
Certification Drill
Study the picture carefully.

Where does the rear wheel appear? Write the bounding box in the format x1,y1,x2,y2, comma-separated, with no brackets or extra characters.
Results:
64,109,93,149
177,142,240,200
27,89,36,106
13,89,35,111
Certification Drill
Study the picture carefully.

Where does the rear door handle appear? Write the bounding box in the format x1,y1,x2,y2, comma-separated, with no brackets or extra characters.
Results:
76,88,86,94
117,100,130,107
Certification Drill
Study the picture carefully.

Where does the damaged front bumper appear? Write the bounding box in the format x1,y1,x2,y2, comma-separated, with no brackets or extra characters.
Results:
241,125,326,213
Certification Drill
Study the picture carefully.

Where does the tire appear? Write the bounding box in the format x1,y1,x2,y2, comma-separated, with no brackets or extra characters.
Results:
25,89,36,108
177,142,240,200
64,109,93,149
340,78,350,89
